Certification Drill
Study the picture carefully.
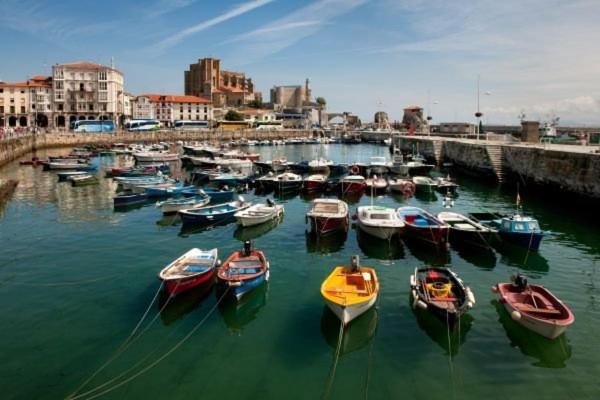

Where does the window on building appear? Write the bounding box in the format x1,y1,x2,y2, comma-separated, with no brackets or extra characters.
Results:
99,82,107,90
58,104,63,111
0,88,3,93
70,105,75,111
10,98,14,103
80,83,85,91
0,106,3,113
32,104,36,110
99,92,107,101
55,81,63,89
10,106,15,113
20,106,26,113
196,115,199,120
102,104,107,111
89,104,94,111
204,107,207,112
99,71,107,80
20,90,25,94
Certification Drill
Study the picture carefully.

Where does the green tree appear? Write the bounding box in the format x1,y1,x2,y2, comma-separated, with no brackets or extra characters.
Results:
316,97,326,107
224,110,244,121
247,98,263,109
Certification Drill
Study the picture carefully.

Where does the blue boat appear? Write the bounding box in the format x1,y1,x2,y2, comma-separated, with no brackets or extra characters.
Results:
217,241,270,300
145,184,195,198
156,193,211,215
179,199,251,226
183,188,235,204
76,165,98,172
114,192,148,207
469,211,545,251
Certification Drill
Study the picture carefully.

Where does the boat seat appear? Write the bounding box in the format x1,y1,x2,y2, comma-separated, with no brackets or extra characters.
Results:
513,302,561,315
454,223,477,231
326,288,368,295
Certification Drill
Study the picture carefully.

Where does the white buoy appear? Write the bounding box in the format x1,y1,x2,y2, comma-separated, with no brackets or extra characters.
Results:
491,285,499,293
417,300,428,310
511,310,521,321
467,289,476,305
409,275,416,287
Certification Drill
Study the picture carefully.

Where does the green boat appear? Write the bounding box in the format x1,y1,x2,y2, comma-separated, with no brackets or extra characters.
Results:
69,174,99,187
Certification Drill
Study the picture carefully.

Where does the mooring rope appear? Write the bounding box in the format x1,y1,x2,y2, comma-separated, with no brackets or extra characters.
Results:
322,321,345,400
72,287,229,400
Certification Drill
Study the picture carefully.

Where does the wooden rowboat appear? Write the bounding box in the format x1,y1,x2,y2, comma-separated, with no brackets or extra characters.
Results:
217,241,269,300
159,248,218,296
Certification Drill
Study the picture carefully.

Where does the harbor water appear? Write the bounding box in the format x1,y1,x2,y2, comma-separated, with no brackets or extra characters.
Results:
0,143,599,400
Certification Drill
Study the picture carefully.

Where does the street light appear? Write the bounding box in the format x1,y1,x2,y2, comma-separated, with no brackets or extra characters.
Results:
475,75,491,140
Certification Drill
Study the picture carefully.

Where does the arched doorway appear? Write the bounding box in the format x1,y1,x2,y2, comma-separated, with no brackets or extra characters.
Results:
9,116,17,127
36,114,49,127
57,116,66,127
78,116,86,120
88,116,95,120
0,117,4,127
19,116,28,127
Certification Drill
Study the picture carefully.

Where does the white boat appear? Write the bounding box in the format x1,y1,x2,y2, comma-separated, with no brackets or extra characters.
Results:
234,199,284,227
357,205,405,240
48,161,88,170
368,156,390,174
308,158,333,173
156,194,211,215
388,178,416,195
133,152,179,162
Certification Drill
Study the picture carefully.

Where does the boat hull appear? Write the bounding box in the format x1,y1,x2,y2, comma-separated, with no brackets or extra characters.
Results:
303,180,325,192
405,225,449,248
358,221,401,240
449,228,495,249
339,181,366,194
309,215,348,235
325,295,377,325
499,231,544,250
164,270,214,296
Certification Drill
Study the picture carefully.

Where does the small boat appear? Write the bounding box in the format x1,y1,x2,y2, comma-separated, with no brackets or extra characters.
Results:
308,158,333,173
388,178,416,196
210,172,252,186
356,206,404,240
234,199,284,227
397,206,450,248
133,152,179,162
388,152,407,175
158,248,218,296
254,173,276,192
403,155,435,176
410,266,475,328
156,193,211,215
114,192,148,207
348,163,368,176
339,175,366,195
145,184,195,198
437,211,496,249
365,176,388,194
69,174,99,186
329,163,349,176
493,274,574,339
179,198,251,226
273,172,303,192
303,174,327,192
412,176,438,194
217,241,269,300
288,160,310,174
306,198,349,235
321,255,379,325
434,176,459,195
368,156,390,175
183,187,235,204
469,210,545,251
48,161,90,170
57,171,88,181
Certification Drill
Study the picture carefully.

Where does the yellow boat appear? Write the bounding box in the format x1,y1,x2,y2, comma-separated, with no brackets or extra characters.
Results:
321,256,379,325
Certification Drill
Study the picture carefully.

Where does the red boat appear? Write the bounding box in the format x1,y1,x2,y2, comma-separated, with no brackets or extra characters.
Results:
494,275,575,339
339,175,366,195
158,248,218,296
307,199,349,235
397,206,449,249
303,174,327,192
217,242,270,300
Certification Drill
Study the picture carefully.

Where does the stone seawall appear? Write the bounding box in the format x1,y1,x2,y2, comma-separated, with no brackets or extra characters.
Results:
395,135,600,198
0,129,311,169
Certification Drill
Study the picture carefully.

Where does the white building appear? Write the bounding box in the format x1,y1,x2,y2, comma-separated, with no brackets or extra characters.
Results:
51,61,125,128
142,94,213,127
0,76,53,128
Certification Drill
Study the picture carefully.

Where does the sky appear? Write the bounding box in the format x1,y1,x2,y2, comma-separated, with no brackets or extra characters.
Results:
1,0,599,125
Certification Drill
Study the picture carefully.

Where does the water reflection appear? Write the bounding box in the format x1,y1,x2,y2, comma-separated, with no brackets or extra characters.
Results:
452,243,497,270
403,238,451,266
233,218,283,242
496,242,550,273
218,283,268,334
158,281,214,326
320,306,378,356
338,192,363,205
305,231,347,254
493,300,572,368
414,191,438,203
356,229,405,261
412,305,473,356
156,213,181,227
179,220,234,237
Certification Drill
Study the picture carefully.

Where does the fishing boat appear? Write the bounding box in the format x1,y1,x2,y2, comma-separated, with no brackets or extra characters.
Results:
412,176,438,194
133,151,179,162
388,178,416,196
306,198,349,235
183,187,235,204
356,206,404,240
158,248,218,296
303,174,327,192
469,209,545,251
365,176,388,194
254,173,276,192
339,175,366,195
308,158,333,173
69,174,99,186
57,171,88,181
397,206,450,248
288,160,310,174
217,241,269,300
321,255,379,325
156,193,211,215
493,274,574,339
368,156,390,175
48,161,90,170
410,266,475,328
403,155,435,176
145,184,195,198
273,172,303,192
234,199,284,227
210,172,252,186
389,152,407,175
179,198,251,226
113,192,148,207
437,211,496,249
434,176,459,195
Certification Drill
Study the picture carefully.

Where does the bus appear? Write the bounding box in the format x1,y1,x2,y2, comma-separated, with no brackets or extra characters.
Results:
174,120,209,129
73,120,115,133
126,119,161,132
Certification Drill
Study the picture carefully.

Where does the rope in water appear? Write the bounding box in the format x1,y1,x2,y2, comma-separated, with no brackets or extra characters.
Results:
72,287,229,400
67,281,173,399
322,321,345,400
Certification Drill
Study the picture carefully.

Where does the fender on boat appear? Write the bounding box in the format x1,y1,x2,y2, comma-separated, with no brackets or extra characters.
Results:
511,310,522,321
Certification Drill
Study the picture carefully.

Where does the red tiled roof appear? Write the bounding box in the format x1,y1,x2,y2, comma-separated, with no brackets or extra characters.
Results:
141,94,212,104
0,80,51,88
219,86,245,94
30,75,50,81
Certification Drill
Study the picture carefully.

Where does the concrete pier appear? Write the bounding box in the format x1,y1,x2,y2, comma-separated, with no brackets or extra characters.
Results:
394,135,600,198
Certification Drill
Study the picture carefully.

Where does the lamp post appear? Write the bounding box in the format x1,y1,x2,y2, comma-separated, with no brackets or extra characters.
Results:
475,75,491,140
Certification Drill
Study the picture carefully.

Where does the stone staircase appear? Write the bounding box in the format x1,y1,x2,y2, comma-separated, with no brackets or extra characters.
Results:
486,145,505,182
432,140,444,164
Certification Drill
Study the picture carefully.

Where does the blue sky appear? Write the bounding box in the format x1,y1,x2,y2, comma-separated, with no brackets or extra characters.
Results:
1,0,599,125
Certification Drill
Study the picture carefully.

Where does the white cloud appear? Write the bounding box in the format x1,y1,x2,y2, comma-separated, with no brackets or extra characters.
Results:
144,0,197,19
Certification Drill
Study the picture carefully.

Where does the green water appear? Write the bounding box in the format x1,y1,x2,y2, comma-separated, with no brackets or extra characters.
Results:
1,144,599,400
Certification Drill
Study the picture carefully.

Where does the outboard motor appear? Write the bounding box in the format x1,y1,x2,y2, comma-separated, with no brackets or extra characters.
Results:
266,198,275,207
243,241,252,256
511,274,528,291
350,255,360,272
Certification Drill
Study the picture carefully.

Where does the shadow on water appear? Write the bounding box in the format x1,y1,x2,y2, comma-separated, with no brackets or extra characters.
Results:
337,192,363,205
356,229,405,261
217,283,268,334
495,242,550,273
493,300,572,368
113,202,152,213
273,190,300,201
403,238,451,266
452,242,497,270
233,217,283,242
305,231,347,254
178,220,234,237
158,281,214,326
299,191,323,203
156,213,181,227
389,192,413,205
414,191,438,203
320,306,378,356
412,305,473,357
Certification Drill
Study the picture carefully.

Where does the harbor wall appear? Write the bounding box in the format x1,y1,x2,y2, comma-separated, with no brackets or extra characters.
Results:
0,129,311,169
395,135,600,198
